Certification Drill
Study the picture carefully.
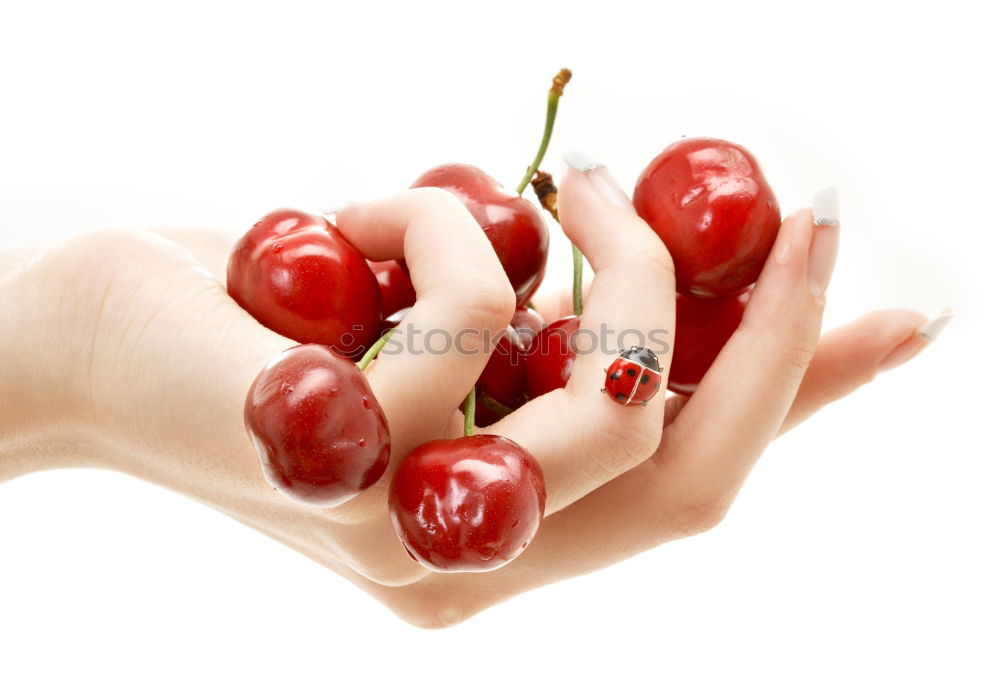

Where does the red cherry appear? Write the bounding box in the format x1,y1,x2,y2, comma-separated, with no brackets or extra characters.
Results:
244,344,390,508
388,435,546,572
412,164,549,306
474,328,527,426
369,260,416,316
633,138,780,298
669,289,750,395
227,208,382,358
473,307,546,425
379,306,410,339
524,315,581,398
509,305,546,349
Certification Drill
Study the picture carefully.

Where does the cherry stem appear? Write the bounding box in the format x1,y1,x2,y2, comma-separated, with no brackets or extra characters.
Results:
572,245,584,317
356,328,394,372
477,388,515,418
531,170,584,317
463,388,476,437
515,68,572,196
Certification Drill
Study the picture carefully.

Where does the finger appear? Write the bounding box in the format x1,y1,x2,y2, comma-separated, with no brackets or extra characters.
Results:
374,307,947,625
651,193,839,510
489,155,675,515
781,307,952,431
335,189,515,452
560,160,675,393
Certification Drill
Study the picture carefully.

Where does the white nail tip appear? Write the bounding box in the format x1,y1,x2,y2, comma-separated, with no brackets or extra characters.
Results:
813,186,840,226
563,148,604,174
918,309,954,341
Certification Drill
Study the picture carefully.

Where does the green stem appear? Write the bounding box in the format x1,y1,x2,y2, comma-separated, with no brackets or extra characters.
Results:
572,245,584,317
356,328,394,372
528,170,582,315
463,388,476,437
477,388,515,418
515,69,572,196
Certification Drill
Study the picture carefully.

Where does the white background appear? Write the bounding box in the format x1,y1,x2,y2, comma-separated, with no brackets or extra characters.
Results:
1,1,996,685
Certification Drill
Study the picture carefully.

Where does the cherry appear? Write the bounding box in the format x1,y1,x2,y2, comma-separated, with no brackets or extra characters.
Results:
524,315,581,398
379,306,410,339
472,307,546,425
244,344,390,508
669,289,750,395
473,328,526,426
368,260,416,316
411,164,549,306
405,70,573,309
633,138,780,298
227,208,382,358
388,435,546,572
510,305,546,348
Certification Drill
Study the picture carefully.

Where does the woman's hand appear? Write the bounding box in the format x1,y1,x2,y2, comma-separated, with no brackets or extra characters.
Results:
0,166,942,628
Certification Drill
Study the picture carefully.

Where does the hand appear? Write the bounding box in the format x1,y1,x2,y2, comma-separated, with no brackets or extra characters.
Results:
0,172,940,628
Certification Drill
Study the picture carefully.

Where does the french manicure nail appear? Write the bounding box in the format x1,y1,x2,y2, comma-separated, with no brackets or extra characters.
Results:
563,148,633,208
876,309,954,373
918,308,954,341
813,186,840,227
808,186,840,297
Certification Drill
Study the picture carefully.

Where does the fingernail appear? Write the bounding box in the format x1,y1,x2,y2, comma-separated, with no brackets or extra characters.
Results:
876,309,954,373
808,186,840,298
563,148,632,208
918,308,954,341
813,186,840,227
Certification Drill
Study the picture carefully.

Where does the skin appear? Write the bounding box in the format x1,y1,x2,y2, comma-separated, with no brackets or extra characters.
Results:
0,174,933,628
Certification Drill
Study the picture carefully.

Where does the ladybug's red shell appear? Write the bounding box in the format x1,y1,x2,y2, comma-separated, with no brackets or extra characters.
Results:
603,346,663,406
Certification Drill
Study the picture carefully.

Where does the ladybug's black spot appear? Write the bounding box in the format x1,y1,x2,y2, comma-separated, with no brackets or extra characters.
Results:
610,371,621,380
615,393,626,401
626,368,637,377
653,382,660,391
640,374,650,384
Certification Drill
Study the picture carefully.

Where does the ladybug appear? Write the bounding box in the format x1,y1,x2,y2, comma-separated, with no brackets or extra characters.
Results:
602,345,663,406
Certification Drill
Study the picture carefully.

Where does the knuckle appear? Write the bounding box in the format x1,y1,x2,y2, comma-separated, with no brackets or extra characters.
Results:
58,229,172,262
409,186,468,215
638,241,676,277
593,414,662,475
666,499,729,538
43,230,192,291
333,526,430,588
779,338,817,378
457,282,517,329
405,602,466,629
351,554,428,588
610,238,674,278
381,585,468,629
